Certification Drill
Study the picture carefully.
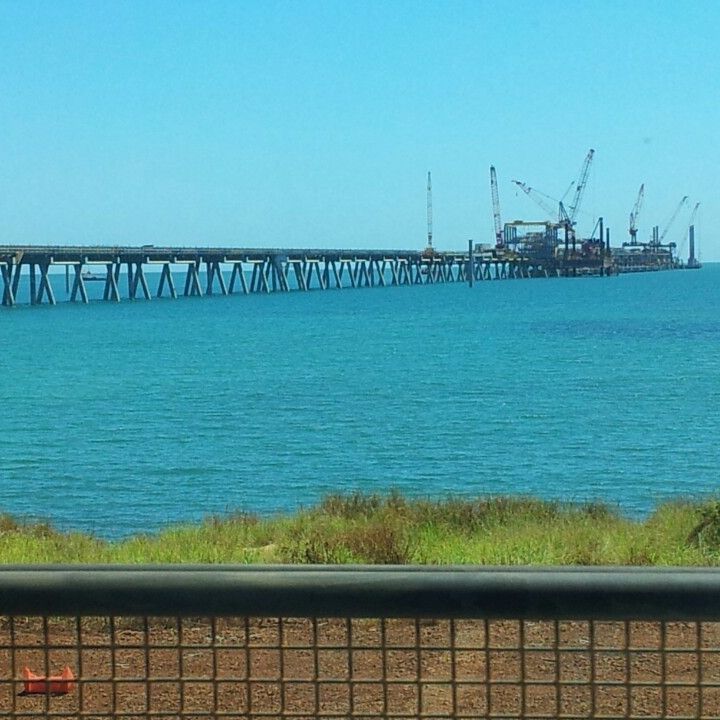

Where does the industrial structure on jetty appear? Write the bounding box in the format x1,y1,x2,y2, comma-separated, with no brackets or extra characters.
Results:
0,149,702,307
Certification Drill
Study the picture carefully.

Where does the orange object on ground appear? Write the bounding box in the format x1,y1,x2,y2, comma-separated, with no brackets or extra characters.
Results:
21,666,75,695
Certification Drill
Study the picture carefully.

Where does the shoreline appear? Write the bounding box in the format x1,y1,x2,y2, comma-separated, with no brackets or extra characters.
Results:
2,493,719,566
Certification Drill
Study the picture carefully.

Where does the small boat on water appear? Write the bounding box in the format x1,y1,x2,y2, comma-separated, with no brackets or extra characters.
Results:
81,270,104,282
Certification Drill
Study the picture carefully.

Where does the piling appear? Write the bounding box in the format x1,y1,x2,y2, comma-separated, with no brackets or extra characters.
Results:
689,225,696,265
467,239,473,288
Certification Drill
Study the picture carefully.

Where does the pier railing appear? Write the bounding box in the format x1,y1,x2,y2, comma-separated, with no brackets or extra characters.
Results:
2,566,720,718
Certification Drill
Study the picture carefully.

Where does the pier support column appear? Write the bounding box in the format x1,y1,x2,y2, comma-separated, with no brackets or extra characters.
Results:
378,260,387,286
129,262,151,300
374,259,386,286
70,264,89,303
441,260,451,282
412,261,422,284
262,259,272,292
330,260,342,289
388,260,399,286
205,260,215,295
228,262,248,294
104,263,121,301
317,262,327,289
37,262,56,304
357,261,371,287
306,261,325,289
157,264,177,299
205,260,228,296
250,259,271,293
12,263,21,301
184,261,203,297
344,261,357,288
271,256,289,292
467,240,473,288
1,263,15,306
28,263,37,304
291,262,306,291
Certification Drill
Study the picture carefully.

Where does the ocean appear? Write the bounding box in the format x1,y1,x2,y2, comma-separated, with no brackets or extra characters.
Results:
1,265,718,538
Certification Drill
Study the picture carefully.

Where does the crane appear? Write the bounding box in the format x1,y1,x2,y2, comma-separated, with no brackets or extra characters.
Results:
513,149,593,231
560,180,575,204
426,171,433,251
677,202,700,257
658,195,689,244
688,201,701,228
628,183,645,245
512,181,561,222
567,148,594,224
489,166,503,248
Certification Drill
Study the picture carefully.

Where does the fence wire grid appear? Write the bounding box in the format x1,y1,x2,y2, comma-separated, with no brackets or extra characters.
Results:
3,616,720,718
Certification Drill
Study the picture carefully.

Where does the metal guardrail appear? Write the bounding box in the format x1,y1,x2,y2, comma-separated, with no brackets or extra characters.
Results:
2,565,720,619
2,566,720,718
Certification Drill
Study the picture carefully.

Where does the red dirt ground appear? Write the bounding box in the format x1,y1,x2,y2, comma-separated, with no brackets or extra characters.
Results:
3,617,720,718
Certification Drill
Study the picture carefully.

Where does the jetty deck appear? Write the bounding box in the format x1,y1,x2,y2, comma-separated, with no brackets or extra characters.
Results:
0,244,609,308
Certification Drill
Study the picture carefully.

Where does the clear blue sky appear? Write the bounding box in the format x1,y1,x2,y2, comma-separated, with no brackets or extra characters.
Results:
1,1,717,259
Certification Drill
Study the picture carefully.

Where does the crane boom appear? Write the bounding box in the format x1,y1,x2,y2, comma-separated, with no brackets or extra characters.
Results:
512,180,559,222
490,166,503,247
628,183,645,244
659,195,689,243
567,148,594,223
676,202,700,258
687,201,700,228
426,171,433,249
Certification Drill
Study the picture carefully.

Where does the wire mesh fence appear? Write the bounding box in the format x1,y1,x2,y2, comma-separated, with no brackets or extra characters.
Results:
2,567,720,718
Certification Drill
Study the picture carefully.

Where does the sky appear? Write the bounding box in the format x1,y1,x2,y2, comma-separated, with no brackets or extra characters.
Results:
1,0,717,259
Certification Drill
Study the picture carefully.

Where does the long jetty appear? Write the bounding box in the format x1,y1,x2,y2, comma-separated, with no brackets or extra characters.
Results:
0,244,605,307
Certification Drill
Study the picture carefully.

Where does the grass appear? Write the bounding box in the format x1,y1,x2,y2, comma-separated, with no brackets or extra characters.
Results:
1,493,720,565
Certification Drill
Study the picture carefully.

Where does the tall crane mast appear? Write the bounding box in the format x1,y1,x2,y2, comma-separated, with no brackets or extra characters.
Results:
658,195,689,244
567,148,594,224
426,171,433,250
489,166,503,248
628,183,645,245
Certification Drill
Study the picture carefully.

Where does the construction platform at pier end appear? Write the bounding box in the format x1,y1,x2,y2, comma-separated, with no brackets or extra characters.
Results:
0,238,696,308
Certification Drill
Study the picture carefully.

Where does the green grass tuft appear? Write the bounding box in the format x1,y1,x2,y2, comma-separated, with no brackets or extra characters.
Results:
1,493,719,565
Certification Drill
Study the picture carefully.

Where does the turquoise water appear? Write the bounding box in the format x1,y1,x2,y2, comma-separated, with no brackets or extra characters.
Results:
1,266,719,538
